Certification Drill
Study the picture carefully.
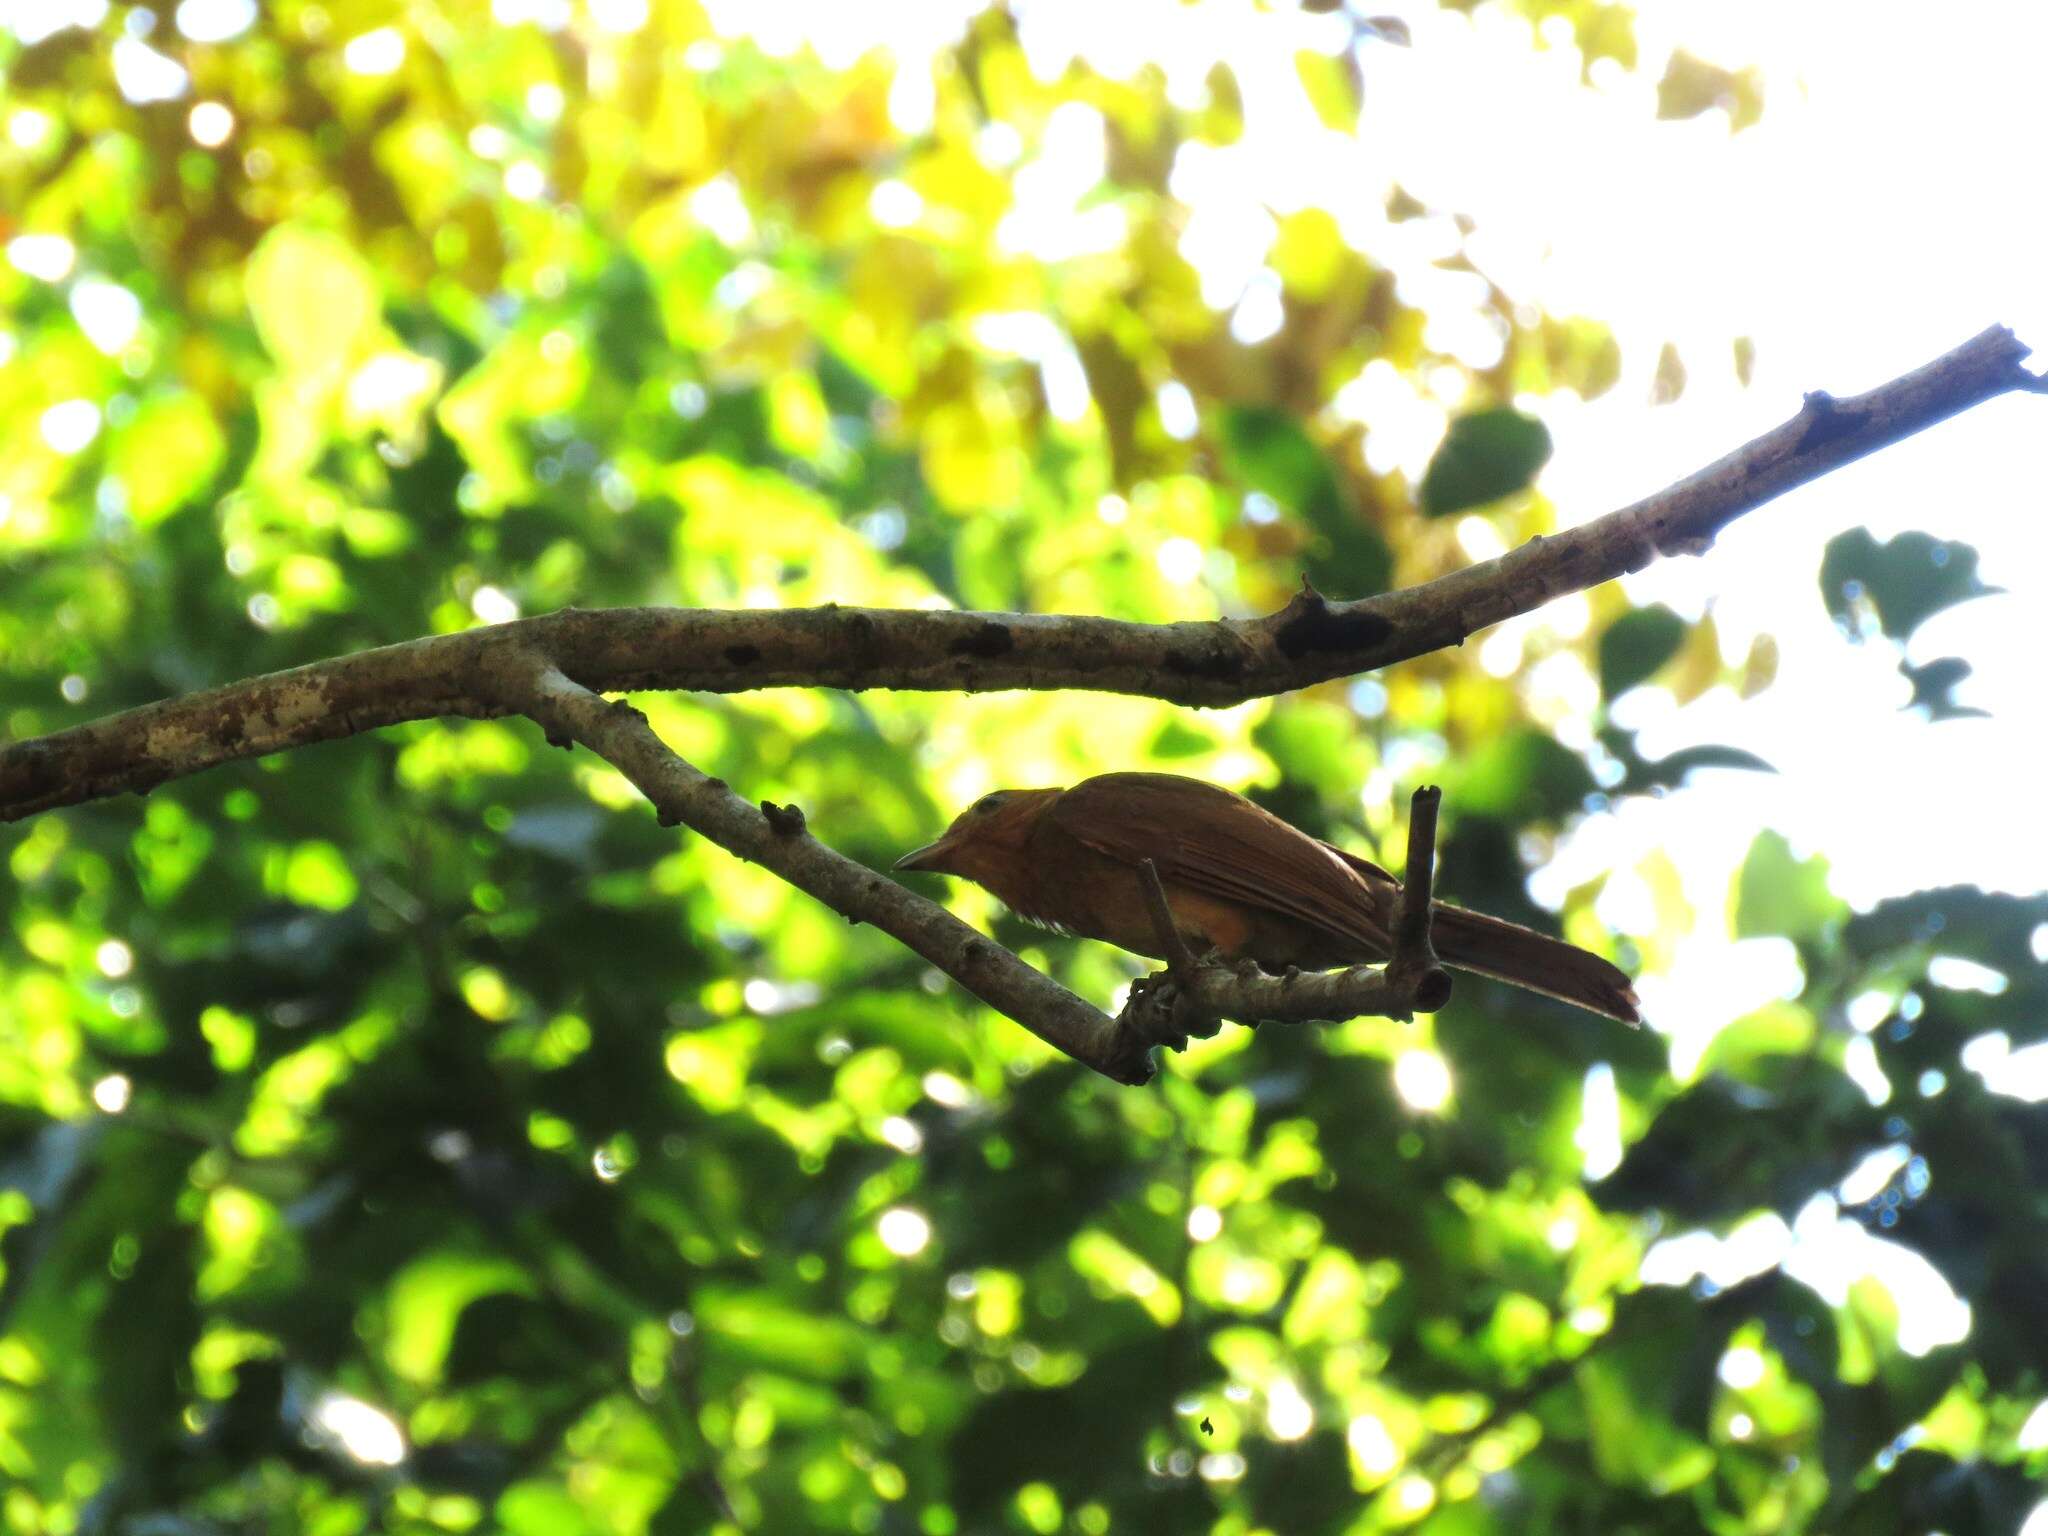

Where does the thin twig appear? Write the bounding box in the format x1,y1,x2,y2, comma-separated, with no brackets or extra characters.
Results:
1115,786,1452,1046
3,326,2037,822
1385,785,1452,1013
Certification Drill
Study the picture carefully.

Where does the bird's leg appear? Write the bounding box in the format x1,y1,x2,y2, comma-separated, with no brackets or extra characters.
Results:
1115,861,1226,1049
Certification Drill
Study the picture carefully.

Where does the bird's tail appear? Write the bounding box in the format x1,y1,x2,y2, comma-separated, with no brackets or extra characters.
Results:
1427,903,1641,1025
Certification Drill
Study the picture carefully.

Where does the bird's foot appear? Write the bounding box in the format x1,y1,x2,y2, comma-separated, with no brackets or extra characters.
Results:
1122,967,1223,1050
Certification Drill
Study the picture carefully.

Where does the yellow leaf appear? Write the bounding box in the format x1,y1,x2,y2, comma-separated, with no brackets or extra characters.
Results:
246,226,380,375
1739,633,1779,698
1294,50,1360,133
920,395,1025,512
1272,208,1346,299
1666,612,1722,704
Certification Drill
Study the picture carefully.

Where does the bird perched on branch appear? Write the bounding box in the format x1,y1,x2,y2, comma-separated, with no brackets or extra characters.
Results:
896,772,1639,1025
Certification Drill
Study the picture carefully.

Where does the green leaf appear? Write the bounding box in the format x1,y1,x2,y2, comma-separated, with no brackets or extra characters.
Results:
694,1291,865,1378
1219,404,1389,595
1597,604,1687,698
1576,1289,1726,1490
1606,733,1776,795
1444,729,1594,823
1148,717,1218,760
1819,528,1997,642
1845,886,2048,978
1219,404,1332,511
109,391,226,524
1252,701,1372,803
1734,830,1843,942
1602,1072,1879,1220
385,1250,538,1384
1901,655,1987,721
499,1481,604,1536
1419,408,1552,516
1694,1002,1817,1081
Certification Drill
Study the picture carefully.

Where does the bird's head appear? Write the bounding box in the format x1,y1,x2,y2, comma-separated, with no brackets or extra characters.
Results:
894,787,1061,890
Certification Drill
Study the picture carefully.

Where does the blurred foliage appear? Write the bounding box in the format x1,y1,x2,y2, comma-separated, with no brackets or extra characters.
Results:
1820,528,1998,722
3,3,2046,1536
1820,530,1997,647
1416,408,1549,519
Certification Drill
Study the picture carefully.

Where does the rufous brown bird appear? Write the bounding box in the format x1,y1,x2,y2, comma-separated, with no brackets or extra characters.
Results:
896,772,1639,1024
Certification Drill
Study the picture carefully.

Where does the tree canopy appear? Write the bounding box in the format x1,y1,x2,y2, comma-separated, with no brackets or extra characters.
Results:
3,3,2046,1535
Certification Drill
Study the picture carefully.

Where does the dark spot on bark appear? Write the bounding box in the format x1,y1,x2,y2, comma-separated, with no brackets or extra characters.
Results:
962,938,993,966
703,777,726,794
1794,390,1859,451
1,739,59,799
725,644,761,665
656,806,681,827
1163,646,1243,680
947,620,1014,659
1275,603,1395,658
1413,967,1454,1013
760,800,806,835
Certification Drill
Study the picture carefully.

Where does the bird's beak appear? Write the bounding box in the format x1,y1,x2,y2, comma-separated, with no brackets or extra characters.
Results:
894,837,954,874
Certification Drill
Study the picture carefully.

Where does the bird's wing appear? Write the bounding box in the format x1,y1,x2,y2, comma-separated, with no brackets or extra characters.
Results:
1048,773,1388,953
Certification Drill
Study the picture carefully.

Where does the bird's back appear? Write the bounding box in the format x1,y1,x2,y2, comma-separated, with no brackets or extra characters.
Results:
1038,773,1393,965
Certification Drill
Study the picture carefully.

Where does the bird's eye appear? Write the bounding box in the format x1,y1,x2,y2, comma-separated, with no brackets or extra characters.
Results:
973,793,1005,814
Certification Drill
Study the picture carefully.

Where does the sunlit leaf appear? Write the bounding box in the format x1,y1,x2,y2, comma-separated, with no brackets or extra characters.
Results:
1220,404,1389,594
1735,830,1844,942
109,391,225,524
1443,729,1594,823
246,226,381,376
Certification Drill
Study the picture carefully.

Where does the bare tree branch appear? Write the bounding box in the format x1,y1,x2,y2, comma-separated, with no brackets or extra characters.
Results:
483,649,1155,1084
3,327,2037,823
1,327,2038,1078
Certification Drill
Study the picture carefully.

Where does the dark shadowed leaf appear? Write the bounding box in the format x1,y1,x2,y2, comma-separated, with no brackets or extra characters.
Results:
1604,731,1776,795
1901,655,1988,721
1220,404,1390,595
1597,604,1688,699
1819,528,1997,642
1601,1069,1880,1220
1419,409,1552,516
